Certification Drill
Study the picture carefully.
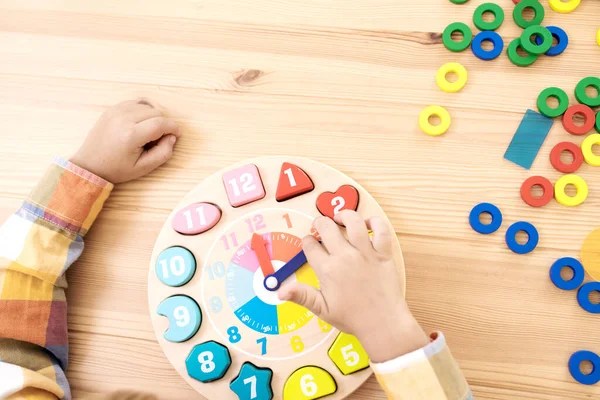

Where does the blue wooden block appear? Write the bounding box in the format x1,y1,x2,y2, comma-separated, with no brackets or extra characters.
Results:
156,295,202,343
155,246,196,287
230,362,274,400
186,341,231,383
504,109,554,170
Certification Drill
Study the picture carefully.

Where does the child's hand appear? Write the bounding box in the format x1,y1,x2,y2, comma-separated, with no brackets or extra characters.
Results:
70,99,181,183
279,210,429,363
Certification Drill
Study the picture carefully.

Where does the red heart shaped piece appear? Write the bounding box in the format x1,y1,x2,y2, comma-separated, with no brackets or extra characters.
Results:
316,185,359,219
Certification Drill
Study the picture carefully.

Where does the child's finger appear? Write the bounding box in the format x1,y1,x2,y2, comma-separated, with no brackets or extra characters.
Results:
129,104,163,123
312,216,346,254
334,210,372,254
302,235,328,270
365,216,393,256
278,282,327,317
134,117,181,146
135,134,177,175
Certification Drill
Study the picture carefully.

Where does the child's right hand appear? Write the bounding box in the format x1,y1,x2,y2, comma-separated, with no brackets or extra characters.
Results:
71,98,181,183
279,210,429,363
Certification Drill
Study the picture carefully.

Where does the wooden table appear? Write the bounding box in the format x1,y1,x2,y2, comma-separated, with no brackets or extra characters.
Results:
1,1,599,399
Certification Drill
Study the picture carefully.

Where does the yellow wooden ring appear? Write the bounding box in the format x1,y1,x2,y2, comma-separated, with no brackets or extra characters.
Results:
436,62,468,93
597,28,600,46
554,174,588,207
549,0,581,13
419,106,451,136
582,133,600,166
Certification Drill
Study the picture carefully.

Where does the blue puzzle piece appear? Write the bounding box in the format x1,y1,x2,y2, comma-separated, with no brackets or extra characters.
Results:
230,362,274,400
186,341,231,383
157,295,202,343
504,109,554,170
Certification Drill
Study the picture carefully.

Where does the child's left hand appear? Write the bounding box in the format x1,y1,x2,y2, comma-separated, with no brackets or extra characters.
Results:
71,98,181,183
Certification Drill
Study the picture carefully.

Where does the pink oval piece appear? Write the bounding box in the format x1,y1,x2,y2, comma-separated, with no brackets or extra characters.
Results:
172,203,221,235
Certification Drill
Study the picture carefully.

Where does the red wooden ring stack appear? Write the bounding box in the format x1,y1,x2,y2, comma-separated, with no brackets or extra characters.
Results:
520,176,554,207
562,104,596,135
550,142,584,173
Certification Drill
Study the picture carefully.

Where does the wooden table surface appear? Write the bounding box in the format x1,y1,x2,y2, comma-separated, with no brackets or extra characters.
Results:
1,1,600,399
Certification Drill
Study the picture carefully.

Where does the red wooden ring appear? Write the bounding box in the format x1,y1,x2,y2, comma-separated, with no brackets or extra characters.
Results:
520,176,554,207
550,141,584,173
562,104,596,136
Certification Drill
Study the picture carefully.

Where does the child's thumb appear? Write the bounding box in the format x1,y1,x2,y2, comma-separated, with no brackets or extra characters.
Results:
278,282,326,317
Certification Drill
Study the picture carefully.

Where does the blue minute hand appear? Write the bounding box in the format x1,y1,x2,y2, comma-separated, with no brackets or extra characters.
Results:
263,249,307,292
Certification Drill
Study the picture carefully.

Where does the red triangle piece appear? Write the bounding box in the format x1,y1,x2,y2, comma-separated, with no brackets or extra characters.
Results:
276,162,315,202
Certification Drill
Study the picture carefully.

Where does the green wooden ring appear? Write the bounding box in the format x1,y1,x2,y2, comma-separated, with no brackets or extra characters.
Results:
507,38,538,67
473,3,505,31
450,0,469,4
596,110,600,133
513,0,545,29
442,22,473,52
521,25,553,55
537,87,569,118
575,77,600,107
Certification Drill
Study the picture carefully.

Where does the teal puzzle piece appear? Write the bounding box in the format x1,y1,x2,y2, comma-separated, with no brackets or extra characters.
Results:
186,341,231,383
230,362,274,400
504,109,554,170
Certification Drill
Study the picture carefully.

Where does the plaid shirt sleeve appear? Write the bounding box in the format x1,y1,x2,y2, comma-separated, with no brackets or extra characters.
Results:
0,157,112,400
372,332,473,400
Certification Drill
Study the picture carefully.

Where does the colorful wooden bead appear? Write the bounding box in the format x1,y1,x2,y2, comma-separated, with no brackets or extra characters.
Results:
157,295,202,343
581,228,600,282
550,142,584,173
581,134,600,167
505,221,538,255
186,341,231,383
283,366,337,400
276,162,315,202
504,110,554,170
442,22,473,52
436,62,468,93
597,29,600,46
507,38,538,67
316,185,359,219
419,106,451,136
230,362,274,400
513,0,545,29
569,351,600,385
471,31,504,61
223,164,266,207
469,203,502,234
520,176,553,207
473,3,504,31
521,25,553,55
449,0,469,3
554,174,588,207
549,0,581,14
597,110,600,133
575,77,600,107
536,26,568,56
328,333,369,375
562,105,596,136
550,257,585,291
156,246,197,287
577,282,600,314
172,202,221,235
537,87,569,118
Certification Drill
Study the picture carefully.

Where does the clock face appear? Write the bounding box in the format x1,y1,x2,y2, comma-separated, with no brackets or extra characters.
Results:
202,208,334,360
148,156,406,400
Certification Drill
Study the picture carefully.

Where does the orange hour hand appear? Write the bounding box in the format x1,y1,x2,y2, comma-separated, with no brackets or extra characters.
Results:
251,233,275,276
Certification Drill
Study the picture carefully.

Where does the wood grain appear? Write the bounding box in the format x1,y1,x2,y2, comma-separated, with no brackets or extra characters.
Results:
1,0,599,398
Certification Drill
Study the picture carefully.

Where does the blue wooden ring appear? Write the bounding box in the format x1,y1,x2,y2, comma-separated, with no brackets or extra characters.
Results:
505,221,538,254
536,26,568,56
550,257,585,290
577,282,600,314
569,350,600,385
469,203,502,234
472,31,504,61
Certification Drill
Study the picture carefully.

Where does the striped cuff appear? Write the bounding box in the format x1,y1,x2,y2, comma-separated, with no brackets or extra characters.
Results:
22,157,113,237
372,332,473,400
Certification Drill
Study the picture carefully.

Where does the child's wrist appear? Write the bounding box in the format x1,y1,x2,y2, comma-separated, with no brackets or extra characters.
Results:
356,307,429,364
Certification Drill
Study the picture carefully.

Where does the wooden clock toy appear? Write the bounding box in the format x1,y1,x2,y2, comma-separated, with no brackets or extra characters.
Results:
148,156,406,400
